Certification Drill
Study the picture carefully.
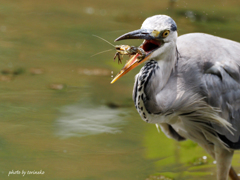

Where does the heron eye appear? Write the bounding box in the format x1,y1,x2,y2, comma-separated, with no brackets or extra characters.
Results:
162,30,170,38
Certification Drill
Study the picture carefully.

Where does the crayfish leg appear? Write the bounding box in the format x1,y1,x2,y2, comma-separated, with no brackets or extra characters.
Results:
113,53,118,61
117,54,122,64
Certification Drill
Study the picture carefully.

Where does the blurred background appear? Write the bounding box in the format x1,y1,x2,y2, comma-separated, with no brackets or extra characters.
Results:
1,0,240,179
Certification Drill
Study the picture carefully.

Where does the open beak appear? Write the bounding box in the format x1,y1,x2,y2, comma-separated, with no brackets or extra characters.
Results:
111,52,151,84
111,29,161,84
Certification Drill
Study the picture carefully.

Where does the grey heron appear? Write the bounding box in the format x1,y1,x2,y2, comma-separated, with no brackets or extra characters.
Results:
111,15,240,180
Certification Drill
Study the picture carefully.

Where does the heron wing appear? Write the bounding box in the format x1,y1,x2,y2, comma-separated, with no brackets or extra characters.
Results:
202,60,240,149
177,33,240,149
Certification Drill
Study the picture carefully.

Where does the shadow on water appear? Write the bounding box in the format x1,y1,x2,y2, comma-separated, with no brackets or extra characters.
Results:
0,0,240,180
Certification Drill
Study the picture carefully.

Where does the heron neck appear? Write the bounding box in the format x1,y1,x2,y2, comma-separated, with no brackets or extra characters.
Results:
135,47,178,115
148,47,178,94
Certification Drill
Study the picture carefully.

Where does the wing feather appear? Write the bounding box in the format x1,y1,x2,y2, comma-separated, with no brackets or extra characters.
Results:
177,33,240,149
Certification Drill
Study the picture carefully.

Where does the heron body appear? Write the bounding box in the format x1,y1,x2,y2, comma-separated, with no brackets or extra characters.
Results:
112,15,240,180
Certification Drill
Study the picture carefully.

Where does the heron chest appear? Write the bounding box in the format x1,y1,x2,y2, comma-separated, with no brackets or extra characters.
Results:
133,60,180,124
134,81,176,124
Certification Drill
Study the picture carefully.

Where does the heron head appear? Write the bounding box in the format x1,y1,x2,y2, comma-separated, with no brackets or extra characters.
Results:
111,15,178,84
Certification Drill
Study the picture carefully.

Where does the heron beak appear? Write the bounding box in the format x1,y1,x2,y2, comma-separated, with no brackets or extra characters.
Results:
114,29,156,41
111,29,161,84
111,52,151,84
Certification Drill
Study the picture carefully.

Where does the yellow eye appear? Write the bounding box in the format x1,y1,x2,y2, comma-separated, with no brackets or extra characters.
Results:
162,30,170,38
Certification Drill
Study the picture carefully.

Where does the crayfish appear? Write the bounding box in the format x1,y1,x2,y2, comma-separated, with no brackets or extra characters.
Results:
114,45,146,64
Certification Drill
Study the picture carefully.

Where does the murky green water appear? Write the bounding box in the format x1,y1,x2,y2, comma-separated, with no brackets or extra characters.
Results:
1,0,240,180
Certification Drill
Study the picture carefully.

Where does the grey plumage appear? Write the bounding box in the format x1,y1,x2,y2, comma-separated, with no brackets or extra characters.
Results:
113,15,240,180
177,33,240,144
